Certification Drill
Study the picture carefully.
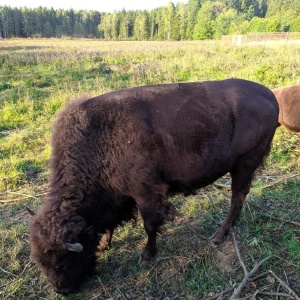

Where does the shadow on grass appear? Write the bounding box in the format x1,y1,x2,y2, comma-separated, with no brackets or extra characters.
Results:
76,218,220,300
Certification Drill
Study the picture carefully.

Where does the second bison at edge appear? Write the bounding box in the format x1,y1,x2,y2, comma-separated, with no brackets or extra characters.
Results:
29,78,279,295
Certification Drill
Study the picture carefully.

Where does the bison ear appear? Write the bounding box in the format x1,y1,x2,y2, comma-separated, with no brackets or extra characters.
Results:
65,242,83,253
26,206,36,217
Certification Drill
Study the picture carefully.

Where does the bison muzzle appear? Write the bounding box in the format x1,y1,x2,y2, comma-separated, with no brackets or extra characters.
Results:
29,79,279,294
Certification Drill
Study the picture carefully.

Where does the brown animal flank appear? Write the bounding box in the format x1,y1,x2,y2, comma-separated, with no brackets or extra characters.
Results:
29,79,279,294
272,84,300,133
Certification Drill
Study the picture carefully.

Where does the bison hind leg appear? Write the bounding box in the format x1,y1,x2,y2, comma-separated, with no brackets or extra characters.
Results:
210,153,266,244
210,174,253,244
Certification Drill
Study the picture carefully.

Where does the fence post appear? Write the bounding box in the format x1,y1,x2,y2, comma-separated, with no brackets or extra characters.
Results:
237,35,242,46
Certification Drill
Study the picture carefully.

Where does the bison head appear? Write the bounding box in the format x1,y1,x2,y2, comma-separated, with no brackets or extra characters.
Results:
29,211,98,295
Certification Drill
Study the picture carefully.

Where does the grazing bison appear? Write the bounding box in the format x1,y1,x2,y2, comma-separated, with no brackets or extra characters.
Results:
272,84,300,167
29,79,278,295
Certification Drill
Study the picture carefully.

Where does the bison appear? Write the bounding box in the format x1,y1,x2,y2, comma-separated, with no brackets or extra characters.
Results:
29,78,279,295
272,84,300,167
272,83,300,133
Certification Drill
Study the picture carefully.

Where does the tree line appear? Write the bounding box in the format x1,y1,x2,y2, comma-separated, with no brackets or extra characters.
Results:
1,0,300,40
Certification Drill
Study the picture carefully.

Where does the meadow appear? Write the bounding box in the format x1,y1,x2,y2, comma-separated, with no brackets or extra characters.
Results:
0,38,299,299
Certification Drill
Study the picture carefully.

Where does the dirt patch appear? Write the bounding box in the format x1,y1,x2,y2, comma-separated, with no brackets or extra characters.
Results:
216,241,237,275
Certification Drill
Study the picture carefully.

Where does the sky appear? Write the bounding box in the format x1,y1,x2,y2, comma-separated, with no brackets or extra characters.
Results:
0,0,187,12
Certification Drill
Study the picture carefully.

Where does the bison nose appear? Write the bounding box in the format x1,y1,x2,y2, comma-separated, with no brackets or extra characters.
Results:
54,285,77,295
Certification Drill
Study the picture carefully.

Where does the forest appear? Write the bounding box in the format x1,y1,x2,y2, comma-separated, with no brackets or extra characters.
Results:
1,0,300,40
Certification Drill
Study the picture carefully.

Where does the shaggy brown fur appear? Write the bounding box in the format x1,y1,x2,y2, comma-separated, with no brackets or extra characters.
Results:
272,84,300,133
272,84,300,167
29,79,279,295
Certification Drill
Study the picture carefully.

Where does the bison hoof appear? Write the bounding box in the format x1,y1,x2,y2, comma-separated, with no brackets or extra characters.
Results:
138,255,153,266
210,231,226,245
138,248,156,266
210,236,225,245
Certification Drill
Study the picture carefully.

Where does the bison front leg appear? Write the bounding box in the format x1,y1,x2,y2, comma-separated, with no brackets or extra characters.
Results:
138,204,165,266
97,228,114,252
138,219,158,266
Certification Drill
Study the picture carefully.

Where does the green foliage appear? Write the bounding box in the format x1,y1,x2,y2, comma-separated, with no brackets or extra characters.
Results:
1,0,300,41
133,11,149,40
290,16,300,32
214,8,238,38
247,16,280,32
193,1,224,40
186,0,202,39
0,6,101,38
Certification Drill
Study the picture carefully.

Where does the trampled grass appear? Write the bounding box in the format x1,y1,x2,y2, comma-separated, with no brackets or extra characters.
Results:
0,39,299,299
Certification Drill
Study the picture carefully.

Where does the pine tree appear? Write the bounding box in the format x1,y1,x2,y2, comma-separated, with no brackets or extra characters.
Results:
193,1,224,40
166,2,175,40
134,11,149,40
118,9,128,39
99,13,110,39
176,2,187,40
186,0,201,39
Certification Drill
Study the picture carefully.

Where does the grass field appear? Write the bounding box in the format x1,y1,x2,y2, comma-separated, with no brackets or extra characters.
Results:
0,39,299,299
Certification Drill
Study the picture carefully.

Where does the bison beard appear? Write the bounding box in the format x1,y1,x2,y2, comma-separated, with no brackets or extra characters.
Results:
29,79,279,294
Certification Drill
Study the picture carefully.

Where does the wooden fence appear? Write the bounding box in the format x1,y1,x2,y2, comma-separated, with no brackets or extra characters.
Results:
222,32,300,46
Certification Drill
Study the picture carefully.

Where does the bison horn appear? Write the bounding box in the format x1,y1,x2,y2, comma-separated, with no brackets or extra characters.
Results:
65,243,83,253
26,206,36,216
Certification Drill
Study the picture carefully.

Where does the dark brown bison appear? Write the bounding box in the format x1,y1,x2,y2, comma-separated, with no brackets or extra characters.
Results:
29,79,279,295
